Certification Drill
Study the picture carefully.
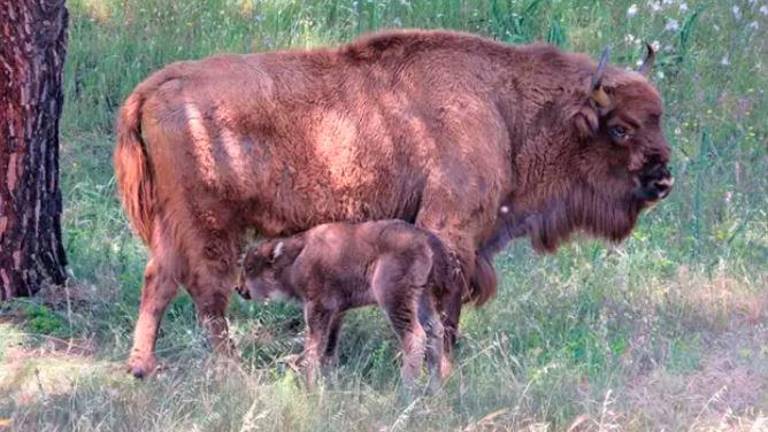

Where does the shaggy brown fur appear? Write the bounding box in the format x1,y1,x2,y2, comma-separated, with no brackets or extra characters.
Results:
237,220,456,390
114,29,672,377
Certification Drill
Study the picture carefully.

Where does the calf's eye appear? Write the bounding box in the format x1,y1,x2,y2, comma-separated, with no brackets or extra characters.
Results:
608,125,628,141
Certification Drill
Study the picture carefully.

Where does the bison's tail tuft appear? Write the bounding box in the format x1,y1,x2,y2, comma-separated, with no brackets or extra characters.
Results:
467,253,497,306
114,91,155,245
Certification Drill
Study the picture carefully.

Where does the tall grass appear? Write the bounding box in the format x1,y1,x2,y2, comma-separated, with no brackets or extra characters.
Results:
1,0,766,430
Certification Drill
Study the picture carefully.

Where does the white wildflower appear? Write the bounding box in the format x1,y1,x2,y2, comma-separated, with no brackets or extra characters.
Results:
624,34,637,44
761,5,768,15
679,2,688,12
656,70,665,79
732,5,741,20
662,0,674,5
636,59,644,67
648,1,662,13
748,21,759,30
627,4,639,17
721,56,730,66
652,40,661,51
665,19,679,31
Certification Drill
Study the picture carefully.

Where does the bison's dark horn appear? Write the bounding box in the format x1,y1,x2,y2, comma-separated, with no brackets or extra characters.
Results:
637,42,656,76
592,46,611,89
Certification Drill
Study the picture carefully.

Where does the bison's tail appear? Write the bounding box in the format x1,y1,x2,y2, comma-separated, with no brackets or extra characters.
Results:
467,253,497,307
114,89,155,245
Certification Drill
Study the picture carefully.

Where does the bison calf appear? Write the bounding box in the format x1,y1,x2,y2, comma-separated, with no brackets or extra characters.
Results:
238,220,455,392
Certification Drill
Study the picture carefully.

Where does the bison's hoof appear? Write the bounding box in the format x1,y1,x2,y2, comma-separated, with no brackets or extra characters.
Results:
127,356,157,379
129,366,147,379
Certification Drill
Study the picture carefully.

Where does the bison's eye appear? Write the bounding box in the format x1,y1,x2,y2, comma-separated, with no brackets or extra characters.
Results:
608,125,629,141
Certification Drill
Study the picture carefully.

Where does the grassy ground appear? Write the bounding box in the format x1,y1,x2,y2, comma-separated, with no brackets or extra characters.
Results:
1,0,767,430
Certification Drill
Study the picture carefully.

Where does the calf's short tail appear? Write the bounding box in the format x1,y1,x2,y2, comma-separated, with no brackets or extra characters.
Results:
426,234,497,307
468,253,497,306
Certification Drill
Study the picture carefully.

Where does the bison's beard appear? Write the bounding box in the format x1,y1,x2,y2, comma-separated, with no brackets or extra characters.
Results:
499,183,643,254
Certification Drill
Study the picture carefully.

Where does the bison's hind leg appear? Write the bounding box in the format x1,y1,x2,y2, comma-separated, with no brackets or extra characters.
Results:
127,225,184,379
184,231,241,358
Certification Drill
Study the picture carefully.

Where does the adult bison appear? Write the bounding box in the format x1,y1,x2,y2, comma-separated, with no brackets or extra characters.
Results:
114,29,673,377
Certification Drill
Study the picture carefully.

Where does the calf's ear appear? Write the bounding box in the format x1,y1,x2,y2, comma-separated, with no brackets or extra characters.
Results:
270,241,285,262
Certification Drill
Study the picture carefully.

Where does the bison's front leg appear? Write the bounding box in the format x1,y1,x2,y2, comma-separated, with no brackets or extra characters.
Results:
415,188,493,359
417,229,475,345
439,245,472,359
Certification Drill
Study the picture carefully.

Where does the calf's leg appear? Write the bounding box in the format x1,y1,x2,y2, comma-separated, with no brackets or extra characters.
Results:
322,312,345,370
372,256,426,390
303,301,335,389
415,227,475,363
418,293,447,393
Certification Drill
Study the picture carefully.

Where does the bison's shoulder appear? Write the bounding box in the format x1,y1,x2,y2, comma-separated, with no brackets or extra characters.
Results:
339,29,510,63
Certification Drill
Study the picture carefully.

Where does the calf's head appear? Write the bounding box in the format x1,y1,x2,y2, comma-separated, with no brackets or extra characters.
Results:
237,239,303,301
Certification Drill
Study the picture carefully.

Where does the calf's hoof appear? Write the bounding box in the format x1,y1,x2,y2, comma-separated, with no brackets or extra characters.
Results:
439,357,453,381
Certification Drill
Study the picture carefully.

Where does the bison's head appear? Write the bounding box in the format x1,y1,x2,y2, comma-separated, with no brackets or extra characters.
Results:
577,46,673,202
514,45,673,252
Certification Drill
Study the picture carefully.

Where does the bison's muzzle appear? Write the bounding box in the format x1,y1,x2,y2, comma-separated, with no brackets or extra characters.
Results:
635,163,674,203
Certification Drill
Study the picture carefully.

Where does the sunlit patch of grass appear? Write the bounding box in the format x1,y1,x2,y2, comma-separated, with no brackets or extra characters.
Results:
0,352,120,406
0,324,24,363
71,0,112,23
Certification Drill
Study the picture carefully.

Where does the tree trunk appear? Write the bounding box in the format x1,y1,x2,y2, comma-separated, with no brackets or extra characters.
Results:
0,0,68,300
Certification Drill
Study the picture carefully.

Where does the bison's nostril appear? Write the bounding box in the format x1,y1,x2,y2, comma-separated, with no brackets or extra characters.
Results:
652,177,674,198
655,177,674,190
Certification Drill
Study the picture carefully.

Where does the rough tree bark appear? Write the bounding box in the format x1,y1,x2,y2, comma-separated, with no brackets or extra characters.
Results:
0,0,68,300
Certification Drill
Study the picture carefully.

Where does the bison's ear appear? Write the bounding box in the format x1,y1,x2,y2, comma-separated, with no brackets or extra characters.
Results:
573,105,600,138
590,47,612,109
574,47,612,138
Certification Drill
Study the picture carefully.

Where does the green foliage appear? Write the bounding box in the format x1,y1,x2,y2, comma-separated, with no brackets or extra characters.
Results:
6,0,765,430
20,304,70,338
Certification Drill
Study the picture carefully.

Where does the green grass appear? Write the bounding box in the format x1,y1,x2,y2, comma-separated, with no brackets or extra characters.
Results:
1,0,767,430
